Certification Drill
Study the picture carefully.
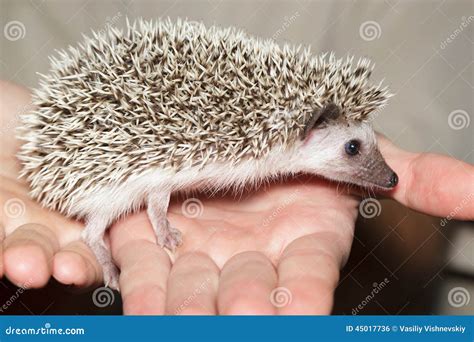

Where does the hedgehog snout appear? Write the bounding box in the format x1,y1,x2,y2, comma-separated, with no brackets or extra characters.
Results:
387,172,399,188
379,168,398,189
369,157,398,189
355,146,399,190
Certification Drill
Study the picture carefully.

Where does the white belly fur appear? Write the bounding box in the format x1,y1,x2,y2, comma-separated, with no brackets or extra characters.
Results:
72,143,300,223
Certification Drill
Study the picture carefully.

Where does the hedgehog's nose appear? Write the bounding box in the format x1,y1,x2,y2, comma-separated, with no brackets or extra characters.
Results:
387,172,399,188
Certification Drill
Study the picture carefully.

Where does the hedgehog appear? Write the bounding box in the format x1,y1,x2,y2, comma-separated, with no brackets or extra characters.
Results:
17,18,398,289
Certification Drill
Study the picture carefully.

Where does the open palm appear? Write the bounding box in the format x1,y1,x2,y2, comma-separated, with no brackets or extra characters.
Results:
109,176,359,314
1,81,473,314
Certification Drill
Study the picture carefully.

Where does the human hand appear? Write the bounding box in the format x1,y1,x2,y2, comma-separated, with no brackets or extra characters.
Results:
1,81,473,315
2,82,352,315
0,81,106,290
108,132,474,315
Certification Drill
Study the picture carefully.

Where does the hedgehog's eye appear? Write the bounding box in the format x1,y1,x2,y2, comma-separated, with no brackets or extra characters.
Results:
345,140,360,156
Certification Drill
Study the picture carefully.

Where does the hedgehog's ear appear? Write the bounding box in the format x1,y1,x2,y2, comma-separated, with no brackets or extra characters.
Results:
301,103,341,139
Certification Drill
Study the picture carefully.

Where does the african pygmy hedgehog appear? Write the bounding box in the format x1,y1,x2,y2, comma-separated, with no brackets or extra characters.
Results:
18,18,398,289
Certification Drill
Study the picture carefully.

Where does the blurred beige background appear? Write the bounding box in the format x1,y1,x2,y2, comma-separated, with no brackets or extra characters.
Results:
0,0,472,315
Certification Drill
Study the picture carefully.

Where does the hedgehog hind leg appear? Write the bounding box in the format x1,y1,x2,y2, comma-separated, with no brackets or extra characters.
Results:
81,218,120,290
147,191,183,251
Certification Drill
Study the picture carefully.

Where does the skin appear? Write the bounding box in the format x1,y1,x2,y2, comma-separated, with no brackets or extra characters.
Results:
1,81,473,314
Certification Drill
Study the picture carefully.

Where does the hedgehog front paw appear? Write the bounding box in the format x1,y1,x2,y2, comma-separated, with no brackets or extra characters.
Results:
88,240,120,290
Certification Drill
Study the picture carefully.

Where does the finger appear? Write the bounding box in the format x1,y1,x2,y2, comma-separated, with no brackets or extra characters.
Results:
218,251,277,315
165,252,219,315
378,135,474,220
277,233,345,315
53,241,102,288
3,223,59,288
109,212,171,315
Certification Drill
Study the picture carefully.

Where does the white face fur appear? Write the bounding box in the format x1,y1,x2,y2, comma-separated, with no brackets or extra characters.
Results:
296,120,398,190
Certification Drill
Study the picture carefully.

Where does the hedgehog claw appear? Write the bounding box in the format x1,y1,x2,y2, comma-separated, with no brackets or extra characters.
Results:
163,225,183,251
103,262,120,291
